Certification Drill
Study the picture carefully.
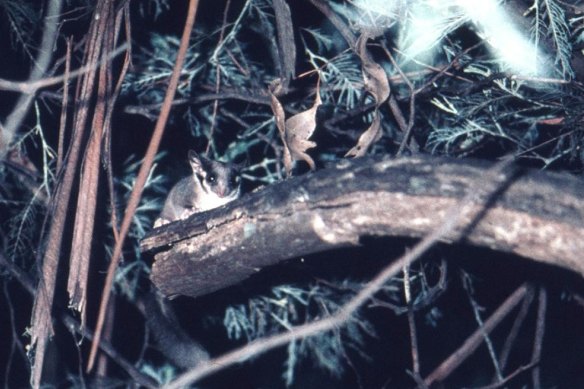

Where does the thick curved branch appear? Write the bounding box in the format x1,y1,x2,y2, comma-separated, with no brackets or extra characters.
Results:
159,156,512,389
142,156,584,299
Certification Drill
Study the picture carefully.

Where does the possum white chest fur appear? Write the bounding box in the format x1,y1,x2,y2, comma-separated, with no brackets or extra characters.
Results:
154,151,241,227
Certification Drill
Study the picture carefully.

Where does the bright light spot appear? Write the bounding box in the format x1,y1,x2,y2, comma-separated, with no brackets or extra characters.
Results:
398,0,546,77
456,0,542,75
352,0,399,17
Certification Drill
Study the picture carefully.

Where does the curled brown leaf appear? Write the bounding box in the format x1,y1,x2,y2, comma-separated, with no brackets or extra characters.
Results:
345,112,382,158
269,79,293,174
357,34,390,107
346,34,390,158
269,79,322,175
284,82,321,171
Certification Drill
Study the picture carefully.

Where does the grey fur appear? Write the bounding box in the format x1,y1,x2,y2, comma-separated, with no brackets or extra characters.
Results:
146,152,242,368
143,290,210,369
155,150,241,226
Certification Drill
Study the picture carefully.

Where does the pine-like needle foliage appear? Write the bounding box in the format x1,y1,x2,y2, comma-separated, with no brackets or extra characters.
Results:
223,282,378,386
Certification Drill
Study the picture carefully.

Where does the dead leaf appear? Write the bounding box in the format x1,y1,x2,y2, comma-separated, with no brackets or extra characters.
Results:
357,34,390,107
269,79,293,174
346,34,389,158
269,79,322,175
269,84,286,135
345,112,382,157
284,81,322,171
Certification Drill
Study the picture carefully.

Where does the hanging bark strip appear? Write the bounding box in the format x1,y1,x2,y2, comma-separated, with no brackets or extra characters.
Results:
86,0,202,371
96,5,133,376
28,1,111,387
272,0,296,87
68,0,117,326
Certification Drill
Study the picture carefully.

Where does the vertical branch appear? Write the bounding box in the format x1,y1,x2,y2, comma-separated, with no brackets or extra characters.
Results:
96,4,133,376
531,287,547,389
57,39,72,173
29,1,110,386
0,0,64,157
206,0,232,155
68,0,115,324
463,274,504,382
0,253,157,388
382,44,420,154
273,0,296,86
86,0,201,371
402,264,421,378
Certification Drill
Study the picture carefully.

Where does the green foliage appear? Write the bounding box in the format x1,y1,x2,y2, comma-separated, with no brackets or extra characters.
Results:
113,154,167,241
107,154,167,298
139,361,179,385
223,282,379,386
222,263,443,386
2,105,54,270
0,0,42,58
122,33,202,106
137,0,171,19
533,0,574,80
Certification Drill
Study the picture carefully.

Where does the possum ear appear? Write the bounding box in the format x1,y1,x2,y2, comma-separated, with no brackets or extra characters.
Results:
188,150,205,176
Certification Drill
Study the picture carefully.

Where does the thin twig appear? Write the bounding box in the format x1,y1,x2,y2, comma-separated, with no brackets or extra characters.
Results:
0,45,128,94
495,285,535,380
403,264,422,378
462,272,504,382
423,284,529,386
308,0,357,49
531,287,547,389
206,0,232,155
0,0,64,156
467,361,537,389
412,42,483,95
382,43,419,154
3,282,30,384
123,91,271,118
57,38,72,173
86,0,201,371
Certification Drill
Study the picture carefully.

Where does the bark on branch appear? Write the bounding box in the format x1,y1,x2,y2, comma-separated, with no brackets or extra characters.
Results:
141,156,584,299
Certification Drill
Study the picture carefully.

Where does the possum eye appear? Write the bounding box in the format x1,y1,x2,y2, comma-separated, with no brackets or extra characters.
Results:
207,173,217,184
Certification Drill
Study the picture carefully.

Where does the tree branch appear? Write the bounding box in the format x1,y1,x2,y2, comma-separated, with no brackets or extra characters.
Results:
0,0,63,156
160,152,514,388
142,155,584,299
